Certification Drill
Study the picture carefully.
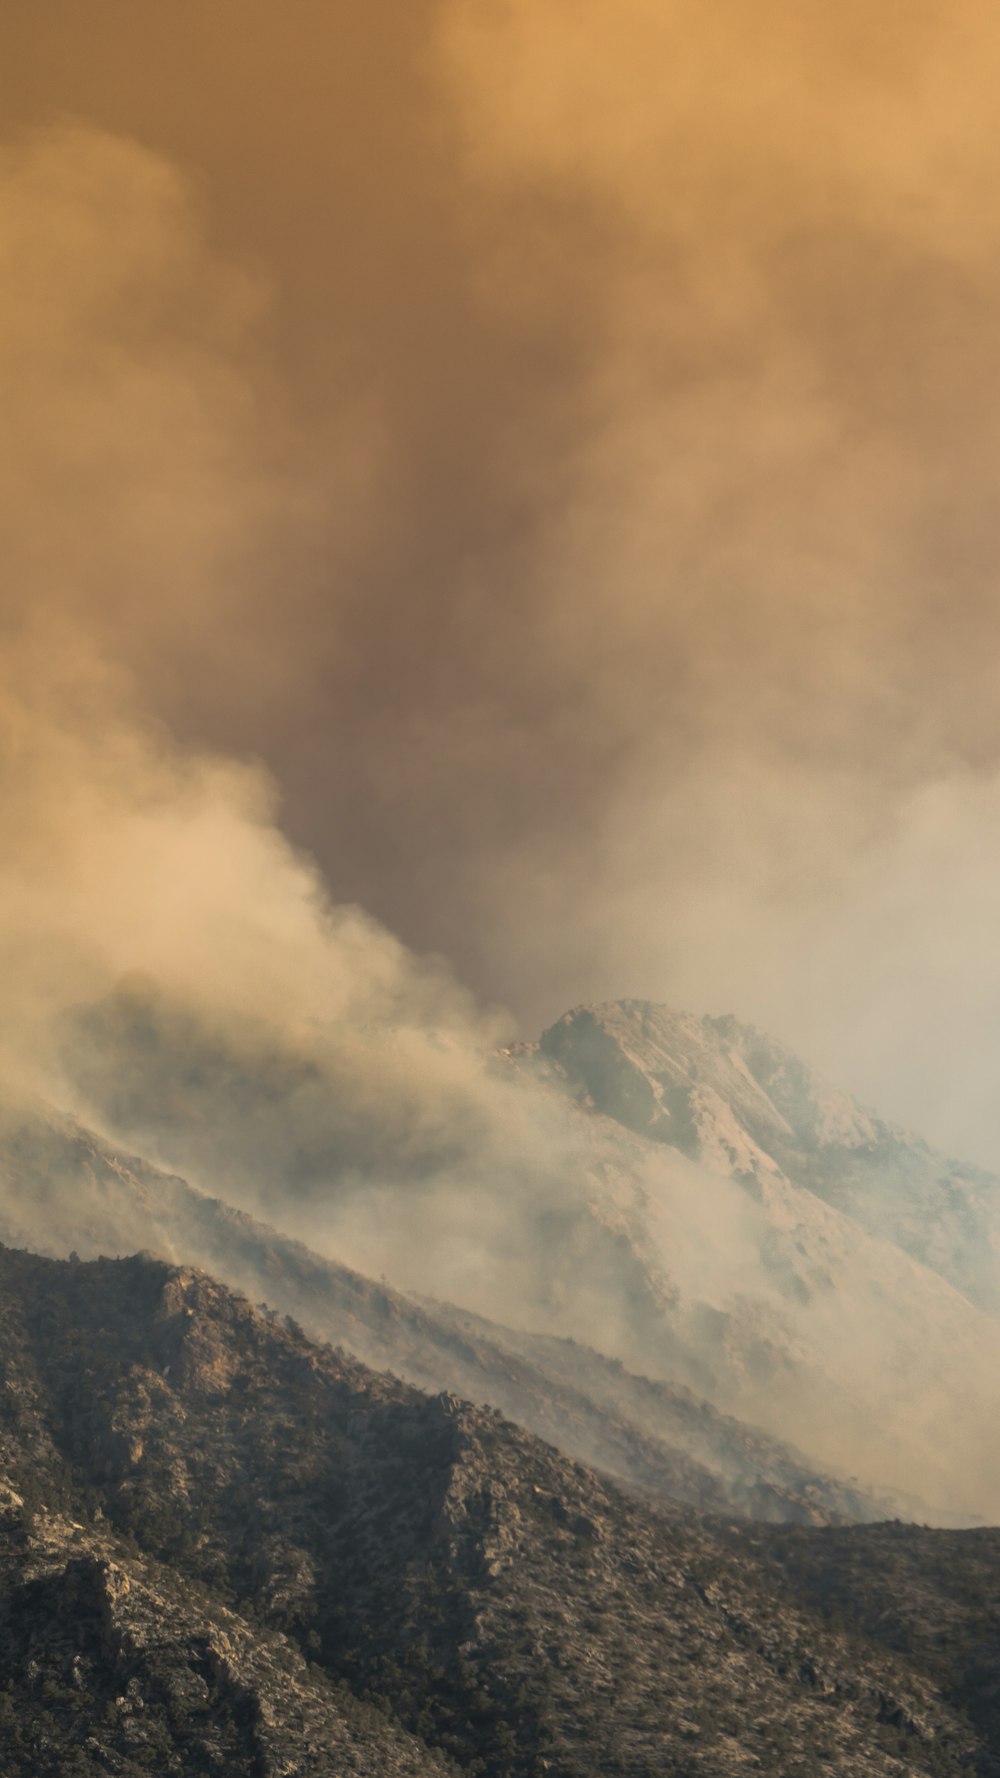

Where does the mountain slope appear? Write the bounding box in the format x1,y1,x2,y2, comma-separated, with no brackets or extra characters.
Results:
0,1499,451,1778
10,993,1000,1521
532,999,1000,1314
0,1096,891,1526
498,1001,1000,1518
0,1244,992,1778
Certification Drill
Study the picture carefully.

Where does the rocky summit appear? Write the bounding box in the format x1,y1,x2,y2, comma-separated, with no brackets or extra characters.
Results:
1,1243,999,1777
531,1000,1000,1315
503,1001,1000,1519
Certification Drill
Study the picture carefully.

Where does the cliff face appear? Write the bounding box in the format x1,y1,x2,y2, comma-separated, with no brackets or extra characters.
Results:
0,1244,996,1778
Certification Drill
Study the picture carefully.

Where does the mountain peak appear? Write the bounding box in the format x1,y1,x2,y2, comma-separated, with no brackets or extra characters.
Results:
535,998,812,1163
532,998,1000,1323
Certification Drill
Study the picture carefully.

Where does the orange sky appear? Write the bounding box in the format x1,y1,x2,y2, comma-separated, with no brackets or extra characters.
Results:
6,2,1000,1155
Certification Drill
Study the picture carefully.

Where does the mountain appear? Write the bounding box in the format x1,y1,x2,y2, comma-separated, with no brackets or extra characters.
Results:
0,1096,888,1526
0,1243,995,1778
8,997,1000,1521
500,1001,1000,1519
0,1505,449,1778
529,1000,1000,1313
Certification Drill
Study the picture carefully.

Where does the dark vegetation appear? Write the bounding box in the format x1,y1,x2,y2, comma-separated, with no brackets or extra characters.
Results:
0,1245,995,1775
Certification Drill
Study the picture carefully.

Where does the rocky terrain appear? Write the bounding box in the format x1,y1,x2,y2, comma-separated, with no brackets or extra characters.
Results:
0,1097,893,1526
7,996,1000,1522
0,1504,451,1777
500,1002,1000,1519
528,1000,1000,1315
0,1244,996,1777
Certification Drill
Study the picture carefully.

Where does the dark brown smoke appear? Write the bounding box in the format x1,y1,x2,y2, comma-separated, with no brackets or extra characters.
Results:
5,3,1000,1155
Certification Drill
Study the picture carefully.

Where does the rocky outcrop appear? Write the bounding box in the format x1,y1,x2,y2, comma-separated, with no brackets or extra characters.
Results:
0,1516,452,1776
532,999,1000,1315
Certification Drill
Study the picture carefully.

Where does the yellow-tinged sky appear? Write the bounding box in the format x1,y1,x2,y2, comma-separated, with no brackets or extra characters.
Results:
6,1,1000,1157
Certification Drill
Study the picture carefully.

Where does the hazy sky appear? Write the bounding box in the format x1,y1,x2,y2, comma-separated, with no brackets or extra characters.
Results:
7,2,1000,1160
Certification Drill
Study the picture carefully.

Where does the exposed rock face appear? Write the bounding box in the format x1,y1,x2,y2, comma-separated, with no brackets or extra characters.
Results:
534,1000,1000,1315
500,1002,1000,1519
0,1532,448,1777
0,1245,997,1777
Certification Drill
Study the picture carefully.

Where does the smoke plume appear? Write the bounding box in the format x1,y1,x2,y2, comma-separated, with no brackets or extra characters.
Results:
5,21,1000,1516
6,6,1000,1155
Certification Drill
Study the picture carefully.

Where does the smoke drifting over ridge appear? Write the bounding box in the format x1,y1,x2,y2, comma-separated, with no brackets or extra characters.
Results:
5,2,1000,1166
6,95,1000,1519
0,127,600,1340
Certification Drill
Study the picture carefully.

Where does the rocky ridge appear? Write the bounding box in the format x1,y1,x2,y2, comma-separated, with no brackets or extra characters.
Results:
497,1001,1000,1518
8,994,1000,1520
529,1000,1000,1315
0,1097,891,1526
0,1244,993,1777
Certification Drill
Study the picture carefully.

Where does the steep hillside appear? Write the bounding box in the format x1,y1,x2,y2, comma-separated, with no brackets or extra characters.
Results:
531,1000,1000,1314
421,1303,899,1523
0,1245,993,1777
7,1024,996,1521
0,1497,451,1777
499,1003,1000,1518
0,1097,890,1526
